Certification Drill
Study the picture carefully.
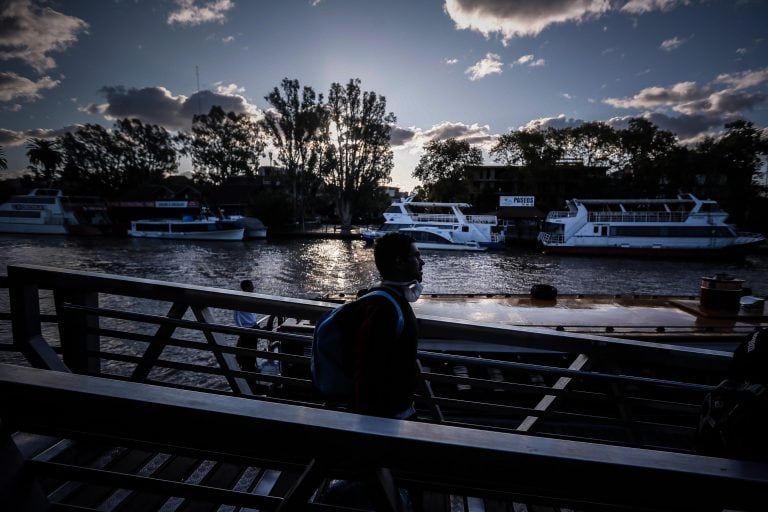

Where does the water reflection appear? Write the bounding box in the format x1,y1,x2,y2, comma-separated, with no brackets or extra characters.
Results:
1,234,766,298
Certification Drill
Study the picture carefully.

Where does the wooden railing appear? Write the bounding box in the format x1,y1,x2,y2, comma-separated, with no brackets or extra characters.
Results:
2,264,765,510
2,264,735,456
2,363,767,512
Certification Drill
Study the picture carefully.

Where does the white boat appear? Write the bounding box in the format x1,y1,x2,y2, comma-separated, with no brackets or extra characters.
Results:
400,226,487,251
225,215,267,239
537,193,765,256
361,196,505,249
0,188,110,235
127,214,244,241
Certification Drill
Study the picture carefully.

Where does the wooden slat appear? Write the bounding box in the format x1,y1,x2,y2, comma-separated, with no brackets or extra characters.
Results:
2,364,767,512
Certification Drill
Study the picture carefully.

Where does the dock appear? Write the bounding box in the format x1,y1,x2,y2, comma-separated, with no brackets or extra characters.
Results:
1,264,767,511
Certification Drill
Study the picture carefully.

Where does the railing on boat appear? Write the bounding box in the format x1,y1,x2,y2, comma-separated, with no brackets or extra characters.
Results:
588,211,691,223
4,265,767,509
409,213,497,225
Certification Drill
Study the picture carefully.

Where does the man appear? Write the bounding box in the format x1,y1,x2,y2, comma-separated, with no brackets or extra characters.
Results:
352,232,425,419
234,279,257,329
234,279,259,372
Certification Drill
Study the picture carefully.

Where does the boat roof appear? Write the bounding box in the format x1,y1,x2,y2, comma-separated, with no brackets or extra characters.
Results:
398,201,472,208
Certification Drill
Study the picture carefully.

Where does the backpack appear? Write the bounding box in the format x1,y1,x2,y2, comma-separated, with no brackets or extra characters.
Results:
310,289,405,398
697,327,768,460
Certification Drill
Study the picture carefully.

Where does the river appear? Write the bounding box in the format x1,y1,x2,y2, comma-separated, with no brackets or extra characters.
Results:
2,234,767,298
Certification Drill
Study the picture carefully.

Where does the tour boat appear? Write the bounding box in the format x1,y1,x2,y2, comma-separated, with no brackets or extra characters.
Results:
0,188,110,235
127,214,244,241
537,193,765,256
361,196,505,249
399,226,487,251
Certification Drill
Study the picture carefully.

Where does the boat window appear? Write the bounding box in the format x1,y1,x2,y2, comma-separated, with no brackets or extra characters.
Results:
609,226,734,237
593,226,599,234
11,196,56,205
462,226,469,232
698,203,722,213
171,224,208,232
385,206,402,214
0,210,42,218
134,223,168,232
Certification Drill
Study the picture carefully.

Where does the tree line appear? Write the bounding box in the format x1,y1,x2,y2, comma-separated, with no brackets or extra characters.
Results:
1,79,767,231
414,119,768,229
2,78,395,231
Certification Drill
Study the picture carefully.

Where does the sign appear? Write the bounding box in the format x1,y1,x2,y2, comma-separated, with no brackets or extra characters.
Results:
500,196,535,207
155,201,189,208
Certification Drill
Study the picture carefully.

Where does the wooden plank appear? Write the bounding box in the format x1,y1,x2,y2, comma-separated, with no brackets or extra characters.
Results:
54,290,100,374
131,302,188,382
2,364,767,512
517,354,590,433
191,305,248,396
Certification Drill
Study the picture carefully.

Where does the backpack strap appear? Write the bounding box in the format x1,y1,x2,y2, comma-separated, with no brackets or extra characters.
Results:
359,289,405,336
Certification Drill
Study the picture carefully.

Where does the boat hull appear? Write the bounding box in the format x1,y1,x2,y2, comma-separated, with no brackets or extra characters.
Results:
540,242,761,257
0,222,68,235
128,228,244,241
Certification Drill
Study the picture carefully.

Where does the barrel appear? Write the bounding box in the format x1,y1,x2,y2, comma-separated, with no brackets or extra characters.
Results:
699,275,744,311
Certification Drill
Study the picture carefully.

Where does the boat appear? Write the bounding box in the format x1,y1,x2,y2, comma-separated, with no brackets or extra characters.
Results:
0,188,110,235
361,196,505,249
399,226,487,251
537,193,765,256
225,214,267,239
127,213,244,240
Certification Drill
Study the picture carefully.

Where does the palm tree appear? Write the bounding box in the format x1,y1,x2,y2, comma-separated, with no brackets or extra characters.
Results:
26,138,63,185
0,145,7,171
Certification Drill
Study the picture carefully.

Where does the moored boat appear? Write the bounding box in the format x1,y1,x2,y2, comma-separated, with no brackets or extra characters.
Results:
538,193,765,256
400,226,487,251
361,196,505,249
127,214,244,240
0,188,110,235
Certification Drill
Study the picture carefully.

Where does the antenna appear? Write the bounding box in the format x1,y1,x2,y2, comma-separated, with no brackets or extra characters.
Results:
195,65,202,115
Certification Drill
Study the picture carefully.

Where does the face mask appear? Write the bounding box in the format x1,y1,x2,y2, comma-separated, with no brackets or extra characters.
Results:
404,280,423,302
381,280,424,302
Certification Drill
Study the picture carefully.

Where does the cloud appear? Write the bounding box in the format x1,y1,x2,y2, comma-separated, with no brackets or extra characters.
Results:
81,84,259,131
604,81,709,109
392,121,497,150
601,67,768,144
605,68,768,118
444,0,611,43
519,114,586,131
0,71,59,102
0,125,80,147
167,0,234,26
465,52,503,81
620,0,690,14
512,54,545,67
0,0,88,72
660,36,687,51
222,35,235,43
444,58,459,65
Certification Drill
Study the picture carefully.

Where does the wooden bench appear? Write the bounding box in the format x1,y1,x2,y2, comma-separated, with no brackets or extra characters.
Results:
1,363,767,511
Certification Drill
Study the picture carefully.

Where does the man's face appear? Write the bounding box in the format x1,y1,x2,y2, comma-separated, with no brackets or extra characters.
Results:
402,243,424,283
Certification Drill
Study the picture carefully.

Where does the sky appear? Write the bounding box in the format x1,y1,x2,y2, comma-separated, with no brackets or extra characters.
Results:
1,0,767,192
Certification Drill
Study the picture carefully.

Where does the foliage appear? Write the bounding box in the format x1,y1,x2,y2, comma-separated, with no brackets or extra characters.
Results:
262,78,327,227
490,128,563,168
179,106,265,186
247,188,294,228
562,122,620,168
412,138,482,201
0,145,8,171
26,138,63,184
113,118,179,187
58,120,179,197
322,78,396,230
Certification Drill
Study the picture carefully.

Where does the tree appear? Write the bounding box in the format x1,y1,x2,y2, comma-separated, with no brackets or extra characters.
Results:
322,78,396,230
26,138,63,184
262,78,327,228
113,118,178,188
616,118,679,195
180,106,265,186
564,122,620,168
0,146,7,171
412,138,483,202
490,128,562,168
59,124,123,196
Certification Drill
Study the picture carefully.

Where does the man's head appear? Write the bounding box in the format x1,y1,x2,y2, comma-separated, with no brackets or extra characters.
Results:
240,279,254,293
374,232,424,282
